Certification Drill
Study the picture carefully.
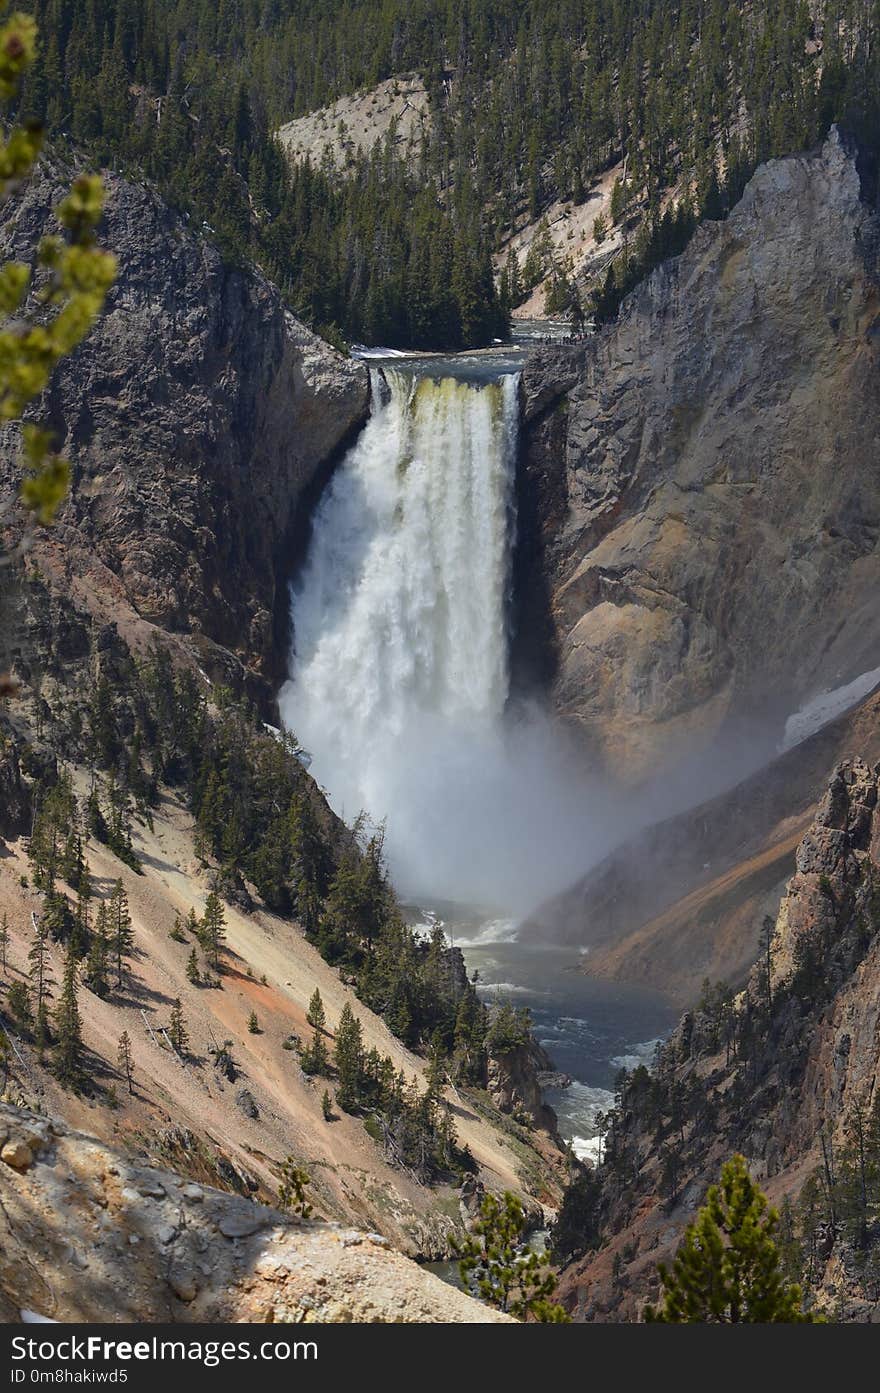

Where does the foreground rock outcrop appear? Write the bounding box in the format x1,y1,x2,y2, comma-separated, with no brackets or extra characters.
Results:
0,159,369,697
0,1104,509,1323
520,128,880,784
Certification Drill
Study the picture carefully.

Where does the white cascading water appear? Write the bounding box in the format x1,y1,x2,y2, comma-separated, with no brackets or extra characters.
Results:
280,367,617,910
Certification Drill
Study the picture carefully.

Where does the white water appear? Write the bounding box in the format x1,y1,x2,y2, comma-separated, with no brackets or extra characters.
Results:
280,366,620,911
279,367,678,1156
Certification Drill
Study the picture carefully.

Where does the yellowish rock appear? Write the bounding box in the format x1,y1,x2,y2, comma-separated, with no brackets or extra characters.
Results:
2,1138,34,1170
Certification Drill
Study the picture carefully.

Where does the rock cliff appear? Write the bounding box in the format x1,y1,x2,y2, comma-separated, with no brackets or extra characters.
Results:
486,1040,562,1139
0,159,368,698
520,129,880,785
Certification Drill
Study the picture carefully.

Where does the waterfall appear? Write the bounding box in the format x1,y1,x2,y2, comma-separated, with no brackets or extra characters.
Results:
280,366,613,910
282,367,517,740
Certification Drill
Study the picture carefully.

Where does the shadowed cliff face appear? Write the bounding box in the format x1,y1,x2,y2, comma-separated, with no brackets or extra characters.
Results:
557,754,880,1323
523,686,880,1004
0,161,369,696
520,129,880,786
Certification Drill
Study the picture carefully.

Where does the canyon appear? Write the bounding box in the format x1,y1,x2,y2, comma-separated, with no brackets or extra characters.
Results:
0,158,564,1324
1,121,880,1325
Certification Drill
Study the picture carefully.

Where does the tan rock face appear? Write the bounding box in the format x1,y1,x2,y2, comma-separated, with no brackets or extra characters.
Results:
277,73,433,175
0,1104,511,1324
768,756,879,991
1,1138,34,1171
520,129,880,785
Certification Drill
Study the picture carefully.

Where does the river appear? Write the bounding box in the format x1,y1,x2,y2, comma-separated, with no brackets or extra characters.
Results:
405,900,676,1161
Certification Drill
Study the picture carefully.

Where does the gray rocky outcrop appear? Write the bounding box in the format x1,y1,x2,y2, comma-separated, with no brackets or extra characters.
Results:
486,1039,561,1139
520,129,880,784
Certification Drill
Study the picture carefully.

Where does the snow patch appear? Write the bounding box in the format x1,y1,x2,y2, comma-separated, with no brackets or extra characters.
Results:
781,666,880,752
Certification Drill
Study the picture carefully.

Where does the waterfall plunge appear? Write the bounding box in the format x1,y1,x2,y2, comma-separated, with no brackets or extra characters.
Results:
280,367,615,911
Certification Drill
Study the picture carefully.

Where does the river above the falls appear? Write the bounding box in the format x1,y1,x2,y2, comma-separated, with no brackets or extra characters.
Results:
404,901,677,1161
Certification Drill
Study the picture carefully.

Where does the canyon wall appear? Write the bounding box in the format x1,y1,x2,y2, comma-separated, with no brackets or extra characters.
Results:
558,754,880,1321
0,160,368,697
520,128,880,786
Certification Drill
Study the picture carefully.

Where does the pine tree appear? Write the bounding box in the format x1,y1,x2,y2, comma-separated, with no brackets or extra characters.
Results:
321,1089,333,1121
7,979,31,1031
117,1030,134,1094
247,1009,260,1034
73,877,92,957
301,1028,330,1076
85,783,107,842
185,947,201,985
453,1191,569,1321
106,774,140,871
168,998,189,1056
108,880,134,990
306,987,326,1032
645,1155,819,1322
425,1028,448,1099
42,888,72,944
289,792,326,934
0,911,9,974
28,915,54,1056
84,902,110,997
61,820,86,892
53,945,84,1088
200,891,226,971
334,1003,364,1111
